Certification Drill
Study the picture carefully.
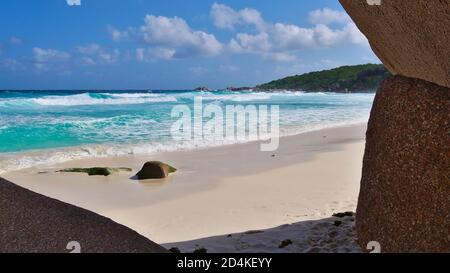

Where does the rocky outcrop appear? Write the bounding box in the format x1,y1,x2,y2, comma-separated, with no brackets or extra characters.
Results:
357,75,449,252
58,167,132,176
0,177,167,253
135,161,177,180
339,0,450,89
195,86,210,91
339,0,450,253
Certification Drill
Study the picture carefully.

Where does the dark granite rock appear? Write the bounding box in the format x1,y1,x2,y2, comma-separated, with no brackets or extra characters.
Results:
58,167,132,176
193,247,207,253
195,86,209,91
0,177,167,253
332,211,354,218
356,75,449,253
135,161,177,180
169,247,181,253
244,230,264,235
339,0,450,89
278,239,293,249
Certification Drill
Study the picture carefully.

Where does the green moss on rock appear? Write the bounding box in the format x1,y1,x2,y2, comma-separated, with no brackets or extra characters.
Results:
58,167,132,176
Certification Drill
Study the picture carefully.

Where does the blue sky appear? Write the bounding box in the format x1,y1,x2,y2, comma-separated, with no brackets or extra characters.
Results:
0,0,379,90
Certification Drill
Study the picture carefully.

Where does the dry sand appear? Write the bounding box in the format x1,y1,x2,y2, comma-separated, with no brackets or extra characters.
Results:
3,123,367,253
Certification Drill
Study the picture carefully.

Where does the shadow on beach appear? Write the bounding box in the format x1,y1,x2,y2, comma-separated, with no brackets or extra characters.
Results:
163,214,362,253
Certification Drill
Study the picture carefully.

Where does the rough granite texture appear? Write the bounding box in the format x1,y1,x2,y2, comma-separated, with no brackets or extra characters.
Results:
357,76,449,253
0,177,167,253
135,161,176,180
339,0,450,89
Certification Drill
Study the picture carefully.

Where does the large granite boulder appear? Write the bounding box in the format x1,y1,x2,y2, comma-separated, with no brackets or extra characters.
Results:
135,161,177,180
357,75,449,252
339,0,450,89
0,177,167,253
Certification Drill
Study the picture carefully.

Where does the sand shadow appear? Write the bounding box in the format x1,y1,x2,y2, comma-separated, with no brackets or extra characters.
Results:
163,214,362,253
129,174,174,186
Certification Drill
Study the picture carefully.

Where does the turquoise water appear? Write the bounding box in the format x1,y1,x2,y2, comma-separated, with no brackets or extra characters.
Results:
0,90,374,172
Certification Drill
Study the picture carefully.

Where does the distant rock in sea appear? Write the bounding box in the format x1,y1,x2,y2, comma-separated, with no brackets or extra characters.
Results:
226,87,253,92
195,86,210,91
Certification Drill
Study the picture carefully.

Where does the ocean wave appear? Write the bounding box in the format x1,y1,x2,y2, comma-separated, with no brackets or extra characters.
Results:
0,93,177,108
0,91,358,108
32,93,177,106
0,139,245,174
0,99,38,108
98,92,160,98
0,91,374,173
0,119,368,174
200,92,274,102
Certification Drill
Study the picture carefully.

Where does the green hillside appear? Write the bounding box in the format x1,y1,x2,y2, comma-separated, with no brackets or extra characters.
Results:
256,64,391,92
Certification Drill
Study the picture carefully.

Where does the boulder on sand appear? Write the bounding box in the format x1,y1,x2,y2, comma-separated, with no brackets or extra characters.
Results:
135,161,177,180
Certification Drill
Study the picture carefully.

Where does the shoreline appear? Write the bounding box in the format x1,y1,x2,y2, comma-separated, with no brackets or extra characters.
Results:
3,123,367,252
0,120,369,175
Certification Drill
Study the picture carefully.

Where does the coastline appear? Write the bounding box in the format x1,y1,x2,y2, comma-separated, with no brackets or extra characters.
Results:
2,123,367,252
0,119,370,175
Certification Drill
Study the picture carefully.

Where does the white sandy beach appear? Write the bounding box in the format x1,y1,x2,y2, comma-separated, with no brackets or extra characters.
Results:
2,123,366,253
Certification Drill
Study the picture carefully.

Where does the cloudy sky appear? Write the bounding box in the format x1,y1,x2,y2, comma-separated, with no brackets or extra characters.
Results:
0,0,379,90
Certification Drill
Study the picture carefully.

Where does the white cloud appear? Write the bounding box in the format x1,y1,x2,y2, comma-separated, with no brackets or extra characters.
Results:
343,22,368,45
0,58,24,71
76,43,102,55
210,3,241,30
139,15,223,59
32,47,71,71
107,26,130,42
33,47,70,63
104,4,367,64
213,3,368,62
211,2,265,31
272,23,316,50
239,8,266,31
136,47,176,62
76,43,121,65
308,8,350,25
66,0,81,6
313,24,347,47
80,57,96,66
229,32,271,53
228,32,298,63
